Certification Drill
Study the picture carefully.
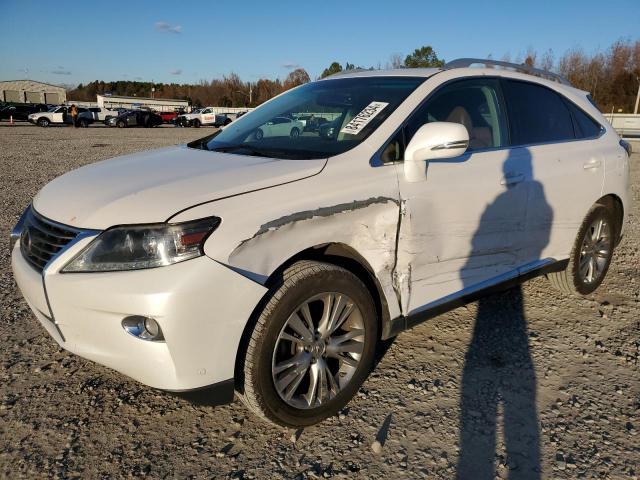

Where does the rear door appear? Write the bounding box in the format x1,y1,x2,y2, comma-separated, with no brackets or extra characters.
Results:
501,80,605,267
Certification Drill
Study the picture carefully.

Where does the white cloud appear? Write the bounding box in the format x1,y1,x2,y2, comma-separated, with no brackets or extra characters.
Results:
51,70,71,75
155,21,182,34
282,62,300,69
170,69,182,75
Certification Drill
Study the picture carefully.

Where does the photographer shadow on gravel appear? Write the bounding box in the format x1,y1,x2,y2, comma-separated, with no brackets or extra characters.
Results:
456,149,552,479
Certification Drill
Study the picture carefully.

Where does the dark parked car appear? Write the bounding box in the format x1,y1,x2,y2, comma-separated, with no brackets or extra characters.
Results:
110,110,162,128
0,103,49,121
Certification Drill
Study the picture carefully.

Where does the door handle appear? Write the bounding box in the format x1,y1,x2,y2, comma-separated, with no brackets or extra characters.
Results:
500,173,524,186
583,159,602,170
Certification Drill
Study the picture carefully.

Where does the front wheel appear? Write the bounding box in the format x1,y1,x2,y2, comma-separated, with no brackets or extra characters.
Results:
547,203,615,295
37,118,49,127
116,120,125,128
290,127,300,138
255,128,264,140
192,119,201,128
238,260,378,427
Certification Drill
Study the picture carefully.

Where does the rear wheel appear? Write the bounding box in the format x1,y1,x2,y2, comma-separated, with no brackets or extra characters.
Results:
192,119,201,128
290,127,300,138
116,120,125,128
238,261,378,427
79,119,89,128
255,128,264,140
547,203,615,295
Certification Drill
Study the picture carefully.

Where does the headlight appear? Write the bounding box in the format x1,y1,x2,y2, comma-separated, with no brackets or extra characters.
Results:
62,217,220,272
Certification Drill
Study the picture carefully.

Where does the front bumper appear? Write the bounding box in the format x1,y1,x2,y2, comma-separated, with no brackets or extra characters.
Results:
11,240,267,392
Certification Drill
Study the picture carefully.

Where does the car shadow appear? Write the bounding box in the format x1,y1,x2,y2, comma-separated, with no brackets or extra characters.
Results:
456,148,551,479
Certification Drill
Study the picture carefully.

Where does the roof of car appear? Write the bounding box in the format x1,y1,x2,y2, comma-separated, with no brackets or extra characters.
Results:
321,68,441,79
322,65,585,95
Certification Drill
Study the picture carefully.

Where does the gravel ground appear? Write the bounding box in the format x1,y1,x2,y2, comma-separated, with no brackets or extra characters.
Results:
1,124,638,479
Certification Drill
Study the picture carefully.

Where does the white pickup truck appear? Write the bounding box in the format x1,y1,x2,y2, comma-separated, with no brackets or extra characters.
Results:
176,107,233,128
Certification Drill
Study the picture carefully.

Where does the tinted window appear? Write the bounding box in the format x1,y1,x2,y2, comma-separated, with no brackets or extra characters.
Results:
405,78,508,150
566,101,602,138
503,80,574,145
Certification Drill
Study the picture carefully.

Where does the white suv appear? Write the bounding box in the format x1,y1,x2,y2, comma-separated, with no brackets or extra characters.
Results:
11,59,631,427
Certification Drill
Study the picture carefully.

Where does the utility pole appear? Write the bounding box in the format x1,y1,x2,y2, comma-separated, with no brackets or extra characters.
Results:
634,77,639,115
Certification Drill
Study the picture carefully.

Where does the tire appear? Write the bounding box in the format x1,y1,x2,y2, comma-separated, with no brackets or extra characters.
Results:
79,119,89,128
255,128,264,140
116,120,125,128
238,260,378,427
224,118,232,126
547,203,615,295
37,118,49,127
192,119,201,128
290,127,300,138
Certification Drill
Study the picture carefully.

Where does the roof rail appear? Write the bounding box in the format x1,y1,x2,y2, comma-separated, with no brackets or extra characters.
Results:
444,58,571,86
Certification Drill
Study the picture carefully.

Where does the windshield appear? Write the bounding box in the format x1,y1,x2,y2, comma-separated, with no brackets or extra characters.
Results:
191,76,425,159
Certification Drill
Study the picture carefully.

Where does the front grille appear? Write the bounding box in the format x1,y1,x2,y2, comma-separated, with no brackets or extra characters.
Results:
20,207,80,272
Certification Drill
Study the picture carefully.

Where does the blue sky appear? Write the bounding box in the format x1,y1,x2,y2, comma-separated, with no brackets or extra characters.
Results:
1,0,638,86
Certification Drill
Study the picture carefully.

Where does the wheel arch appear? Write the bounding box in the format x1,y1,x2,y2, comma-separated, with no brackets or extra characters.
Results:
596,193,624,245
233,242,391,393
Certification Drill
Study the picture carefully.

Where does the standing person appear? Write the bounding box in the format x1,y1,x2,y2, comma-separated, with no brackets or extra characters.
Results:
70,104,78,128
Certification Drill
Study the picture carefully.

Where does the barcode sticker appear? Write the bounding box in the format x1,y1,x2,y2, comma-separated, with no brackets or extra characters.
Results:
340,101,389,135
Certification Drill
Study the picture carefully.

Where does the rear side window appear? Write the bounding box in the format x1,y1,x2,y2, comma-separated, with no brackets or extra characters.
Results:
503,80,574,145
565,101,602,138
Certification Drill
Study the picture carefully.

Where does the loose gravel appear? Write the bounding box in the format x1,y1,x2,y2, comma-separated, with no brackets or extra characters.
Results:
1,124,638,479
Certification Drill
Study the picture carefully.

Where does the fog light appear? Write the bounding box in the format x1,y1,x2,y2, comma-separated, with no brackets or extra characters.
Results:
122,316,164,342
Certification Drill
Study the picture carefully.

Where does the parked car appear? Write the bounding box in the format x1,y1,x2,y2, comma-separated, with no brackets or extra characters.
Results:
318,117,341,139
255,116,304,139
175,107,232,127
0,103,49,121
107,110,162,128
11,59,630,427
28,106,90,127
158,111,179,124
79,107,118,123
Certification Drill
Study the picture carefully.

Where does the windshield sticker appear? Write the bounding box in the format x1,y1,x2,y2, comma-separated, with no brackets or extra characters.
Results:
340,101,389,135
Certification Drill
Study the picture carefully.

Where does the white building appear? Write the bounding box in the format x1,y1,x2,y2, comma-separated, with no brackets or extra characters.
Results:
96,94,189,112
0,80,66,104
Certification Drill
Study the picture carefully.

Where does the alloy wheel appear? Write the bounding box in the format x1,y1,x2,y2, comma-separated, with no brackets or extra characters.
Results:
271,292,365,409
578,217,612,284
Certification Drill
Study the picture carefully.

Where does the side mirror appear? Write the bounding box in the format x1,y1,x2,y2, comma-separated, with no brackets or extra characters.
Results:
404,122,469,182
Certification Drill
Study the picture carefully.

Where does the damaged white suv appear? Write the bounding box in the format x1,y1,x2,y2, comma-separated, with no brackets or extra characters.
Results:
11,59,631,427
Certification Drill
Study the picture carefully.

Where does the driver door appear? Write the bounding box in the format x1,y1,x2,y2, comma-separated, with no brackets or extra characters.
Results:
395,77,528,316
52,107,65,123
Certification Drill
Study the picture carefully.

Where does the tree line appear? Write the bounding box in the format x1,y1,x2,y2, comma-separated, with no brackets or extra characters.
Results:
67,39,639,113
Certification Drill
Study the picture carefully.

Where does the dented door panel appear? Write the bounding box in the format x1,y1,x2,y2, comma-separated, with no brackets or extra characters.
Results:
395,149,528,316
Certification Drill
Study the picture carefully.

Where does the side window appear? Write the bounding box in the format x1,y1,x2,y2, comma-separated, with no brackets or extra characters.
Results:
503,80,574,145
565,101,602,139
405,78,508,151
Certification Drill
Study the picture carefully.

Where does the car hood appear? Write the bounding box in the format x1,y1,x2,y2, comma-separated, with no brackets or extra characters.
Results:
33,145,326,229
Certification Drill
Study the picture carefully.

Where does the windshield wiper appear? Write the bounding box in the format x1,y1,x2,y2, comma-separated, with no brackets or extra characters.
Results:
210,145,283,158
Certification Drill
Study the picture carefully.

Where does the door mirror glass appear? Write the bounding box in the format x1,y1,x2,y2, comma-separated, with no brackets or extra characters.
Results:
404,122,469,182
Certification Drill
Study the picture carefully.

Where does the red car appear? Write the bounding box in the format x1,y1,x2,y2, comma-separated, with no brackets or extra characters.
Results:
158,111,179,123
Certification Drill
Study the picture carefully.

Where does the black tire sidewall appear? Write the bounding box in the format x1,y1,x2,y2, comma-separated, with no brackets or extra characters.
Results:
290,127,300,138
255,128,263,140
570,204,615,295
251,268,378,427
